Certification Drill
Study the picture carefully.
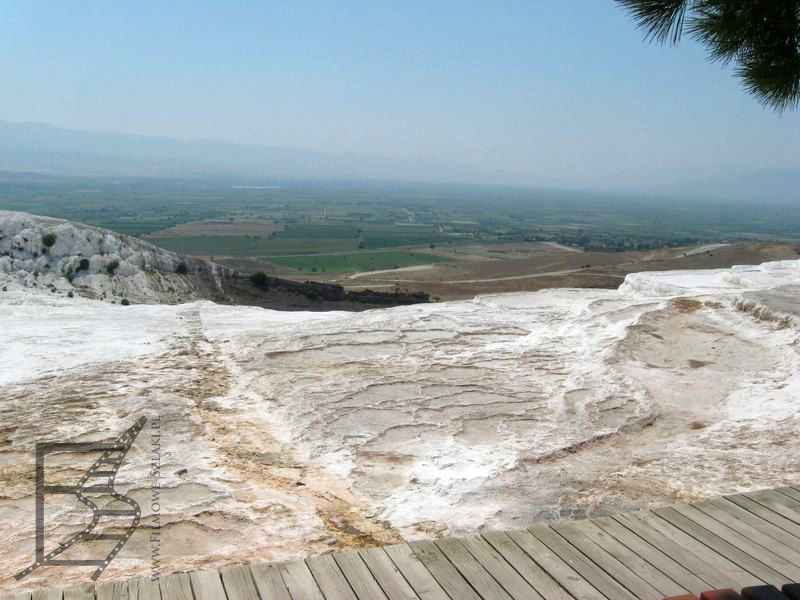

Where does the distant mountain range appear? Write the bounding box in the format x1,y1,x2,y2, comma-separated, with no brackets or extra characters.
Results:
0,120,796,204
654,168,800,205
0,120,546,187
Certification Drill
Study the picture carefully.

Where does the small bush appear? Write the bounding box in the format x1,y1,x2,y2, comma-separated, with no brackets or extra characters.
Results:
67,291,74,298
176,262,188,274
106,260,120,275
77,258,90,272
121,298,130,306
42,233,57,248
249,271,269,290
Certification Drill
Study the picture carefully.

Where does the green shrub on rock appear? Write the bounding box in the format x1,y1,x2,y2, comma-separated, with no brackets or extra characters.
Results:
249,271,269,290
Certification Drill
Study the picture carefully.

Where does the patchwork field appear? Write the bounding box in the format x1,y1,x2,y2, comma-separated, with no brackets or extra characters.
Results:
151,217,285,237
263,250,450,273
2,174,799,289
146,235,359,257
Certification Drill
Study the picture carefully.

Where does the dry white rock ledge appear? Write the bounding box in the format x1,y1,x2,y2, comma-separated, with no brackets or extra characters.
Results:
0,210,223,303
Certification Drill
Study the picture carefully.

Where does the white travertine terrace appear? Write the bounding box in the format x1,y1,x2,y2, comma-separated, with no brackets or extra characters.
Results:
1,245,798,591
0,211,222,303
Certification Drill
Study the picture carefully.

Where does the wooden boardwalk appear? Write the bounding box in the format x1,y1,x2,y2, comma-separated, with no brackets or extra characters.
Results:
7,485,800,600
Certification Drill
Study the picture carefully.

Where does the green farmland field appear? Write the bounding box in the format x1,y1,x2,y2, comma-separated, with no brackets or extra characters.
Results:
3,175,799,266
146,235,359,256
263,250,450,273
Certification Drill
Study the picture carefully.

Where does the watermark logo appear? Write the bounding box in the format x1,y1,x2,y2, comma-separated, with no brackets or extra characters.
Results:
15,417,147,582
149,415,162,581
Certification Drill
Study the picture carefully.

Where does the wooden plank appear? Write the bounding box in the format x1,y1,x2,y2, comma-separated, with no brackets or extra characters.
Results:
592,515,709,596
654,507,789,587
359,546,421,600
625,510,762,587
63,585,94,600
305,553,358,600
219,565,259,600
159,572,194,600
506,529,606,600
409,540,482,600
612,512,746,589
557,519,687,598
550,521,666,600
528,525,638,600
129,577,163,600
777,487,800,503
689,500,800,568
383,543,449,600
97,580,131,600
249,563,292,600
726,495,800,539
189,570,227,600
762,488,800,512
333,551,389,600
758,488,800,517
745,490,800,525
277,559,326,600
433,537,513,600
459,535,544,600
671,504,800,577
482,531,573,600
696,499,800,551
655,506,793,587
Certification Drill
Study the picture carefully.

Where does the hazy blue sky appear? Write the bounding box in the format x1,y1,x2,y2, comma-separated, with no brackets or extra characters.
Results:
1,1,798,188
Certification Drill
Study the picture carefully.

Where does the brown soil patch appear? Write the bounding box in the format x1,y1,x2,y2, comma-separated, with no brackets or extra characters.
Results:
673,298,704,313
688,359,713,369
